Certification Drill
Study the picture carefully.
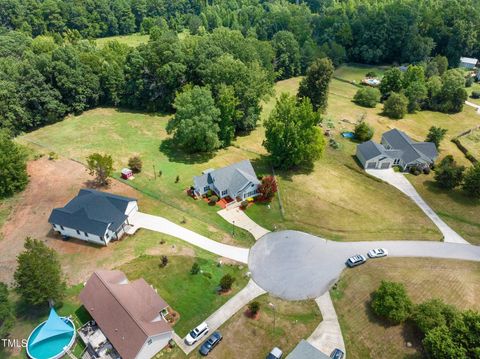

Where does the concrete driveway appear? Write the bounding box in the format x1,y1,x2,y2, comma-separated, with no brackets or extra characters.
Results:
466,100,480,113
366,168,468,244
173,279,266,354
218,207,270,240
308,293,345,356
128,212,249,264
248,230,480,301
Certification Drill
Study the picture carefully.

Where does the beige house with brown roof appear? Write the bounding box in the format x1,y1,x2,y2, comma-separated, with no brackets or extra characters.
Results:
79,270,173,359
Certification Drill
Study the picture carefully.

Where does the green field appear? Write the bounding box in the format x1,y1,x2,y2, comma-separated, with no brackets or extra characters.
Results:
466,82,480,105
458,128,480,160
119,253,248,337
94,33,149,48
332,258,480,359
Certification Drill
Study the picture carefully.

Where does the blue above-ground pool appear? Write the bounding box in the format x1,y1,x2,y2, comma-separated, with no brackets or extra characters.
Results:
26,309,76,359
341,131,355,139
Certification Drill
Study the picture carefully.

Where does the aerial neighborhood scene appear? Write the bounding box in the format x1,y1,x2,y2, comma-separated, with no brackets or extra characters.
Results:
1,1,480,359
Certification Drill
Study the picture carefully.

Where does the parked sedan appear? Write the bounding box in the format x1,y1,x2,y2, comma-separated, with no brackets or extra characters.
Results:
330,348,345,359
199,332,222,356
346,254,367,267
368,248,388,258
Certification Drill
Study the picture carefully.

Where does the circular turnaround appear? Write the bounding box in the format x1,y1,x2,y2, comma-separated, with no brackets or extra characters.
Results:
248,230,347,301
26,317,76,359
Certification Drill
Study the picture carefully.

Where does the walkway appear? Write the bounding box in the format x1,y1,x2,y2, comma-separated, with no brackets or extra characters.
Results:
249,230,480,300
465,100,480,113
366,168,468,244
218,207,270,240
173,279,266,354
127,212,249,264
308,293,345,356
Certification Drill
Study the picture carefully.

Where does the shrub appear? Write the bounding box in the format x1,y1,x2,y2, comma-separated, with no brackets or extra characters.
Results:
48,151,58,160
412,299,459,335
471,91,480,99
159,255,168,268
434,155,465,190
158,170,163,177
465,76,473,87
219,274,235,292
423,167,431,175
190,262,200,275
354,87,381,108
240,200,248,209
248,301,260,316
175,175,180,183
209,195,219,205
366,71,378,78
371,280,412,324
383,92,408,119
354,121,374,142
258,176,278,201
128,156,143,173
462,163,480,198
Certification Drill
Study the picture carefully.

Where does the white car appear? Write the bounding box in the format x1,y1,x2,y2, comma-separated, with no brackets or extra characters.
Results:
368,248,388,258
185,322,209,345
346,255,367,267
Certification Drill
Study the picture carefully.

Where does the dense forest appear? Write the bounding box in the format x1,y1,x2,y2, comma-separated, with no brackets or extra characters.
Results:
1,0,480,136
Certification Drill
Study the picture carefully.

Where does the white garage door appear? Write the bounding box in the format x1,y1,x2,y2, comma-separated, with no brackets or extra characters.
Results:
367,162,377,169
380,162,390,169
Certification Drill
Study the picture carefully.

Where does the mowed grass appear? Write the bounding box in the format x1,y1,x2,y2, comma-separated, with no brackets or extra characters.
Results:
328,65,480,241
332,258,480,359
194,295,321,359
466,82,480,105
94,33,149,48
119,253,248,337
458,127,480,159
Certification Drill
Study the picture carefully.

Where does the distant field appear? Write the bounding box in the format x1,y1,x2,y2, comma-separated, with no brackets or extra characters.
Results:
332,258,480,359
95,33,149,48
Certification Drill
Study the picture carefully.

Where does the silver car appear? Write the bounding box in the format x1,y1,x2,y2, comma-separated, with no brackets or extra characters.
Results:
346,254,367,267
368,248,388,258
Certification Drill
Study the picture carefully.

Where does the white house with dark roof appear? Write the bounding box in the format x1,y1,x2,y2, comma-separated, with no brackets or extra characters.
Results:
48,189,138,245
193,159,260,201
459,57,478,69
356,129,438,171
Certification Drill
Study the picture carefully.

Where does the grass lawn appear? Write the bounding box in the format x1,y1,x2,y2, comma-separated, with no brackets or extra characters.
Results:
0,194,21,240
94,33,149,48
466,82,480,105
457,127,480,160
119,253,248,337
331,257,480,359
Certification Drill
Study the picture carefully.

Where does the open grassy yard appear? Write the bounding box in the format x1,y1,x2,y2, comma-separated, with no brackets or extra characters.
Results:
332,258,480,359
119,253,248,337
466,82,480,105
458,127,480,159
94,33,149,48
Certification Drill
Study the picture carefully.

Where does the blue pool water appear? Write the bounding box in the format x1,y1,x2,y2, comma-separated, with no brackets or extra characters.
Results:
27,319,75,359
341,132,355,139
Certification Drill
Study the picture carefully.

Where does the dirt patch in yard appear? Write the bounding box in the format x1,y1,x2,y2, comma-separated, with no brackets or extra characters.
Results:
0,157,139,284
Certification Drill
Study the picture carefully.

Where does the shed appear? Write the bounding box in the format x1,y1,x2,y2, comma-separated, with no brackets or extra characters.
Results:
459,57,478,69
121,168,133,180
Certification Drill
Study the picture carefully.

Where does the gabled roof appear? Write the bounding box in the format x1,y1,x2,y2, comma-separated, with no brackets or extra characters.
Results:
194,160,260,196
48,189,136,236
286,340,330,359
357,140,385,161
460,57,478,65
382,128,438,164
79,270,171,359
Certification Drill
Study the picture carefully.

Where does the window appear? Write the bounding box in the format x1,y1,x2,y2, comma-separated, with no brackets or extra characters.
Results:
204,186,209,192
52,224,57,229
76,230,80,235
148,339,153,345
221,190,228,196
60,225,64,230
84,232,89,237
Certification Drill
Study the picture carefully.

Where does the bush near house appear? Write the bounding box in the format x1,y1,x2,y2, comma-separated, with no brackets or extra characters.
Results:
128,156,143,173
258,176,278,201
248,301,260,317
219,274,235,293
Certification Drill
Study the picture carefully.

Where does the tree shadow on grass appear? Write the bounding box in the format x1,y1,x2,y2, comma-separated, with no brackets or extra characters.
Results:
159,138,215,164
422,179,479,208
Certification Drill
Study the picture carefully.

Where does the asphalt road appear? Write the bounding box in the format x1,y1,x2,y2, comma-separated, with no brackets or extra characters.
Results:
248,230,480,300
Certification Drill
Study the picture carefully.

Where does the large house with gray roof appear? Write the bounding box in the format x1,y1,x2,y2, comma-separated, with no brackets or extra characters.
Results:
48,189,138,245
193,160,260,201
356,129,438,171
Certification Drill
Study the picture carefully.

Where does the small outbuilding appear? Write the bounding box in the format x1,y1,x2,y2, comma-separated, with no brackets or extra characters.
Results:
121,168,133,180
459,57,478,69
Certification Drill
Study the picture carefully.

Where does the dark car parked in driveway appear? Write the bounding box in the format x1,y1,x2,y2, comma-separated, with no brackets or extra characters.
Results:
199,332,222,356
330,348,344,359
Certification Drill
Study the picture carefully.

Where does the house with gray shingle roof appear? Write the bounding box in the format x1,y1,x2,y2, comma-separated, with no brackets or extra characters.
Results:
356,129,438,171
193,160,260,201
48,189,138,245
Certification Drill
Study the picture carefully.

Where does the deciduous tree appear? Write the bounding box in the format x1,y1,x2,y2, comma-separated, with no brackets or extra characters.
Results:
0,131,28,198
87,153,114,186
297,57,334,113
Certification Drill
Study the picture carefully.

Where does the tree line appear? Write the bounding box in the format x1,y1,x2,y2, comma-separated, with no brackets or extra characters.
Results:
1,0,480,67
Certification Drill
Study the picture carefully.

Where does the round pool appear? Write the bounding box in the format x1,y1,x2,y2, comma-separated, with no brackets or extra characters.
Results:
26,318,75,359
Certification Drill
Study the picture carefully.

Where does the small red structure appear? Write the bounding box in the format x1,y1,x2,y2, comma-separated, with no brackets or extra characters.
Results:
121,168,133,180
